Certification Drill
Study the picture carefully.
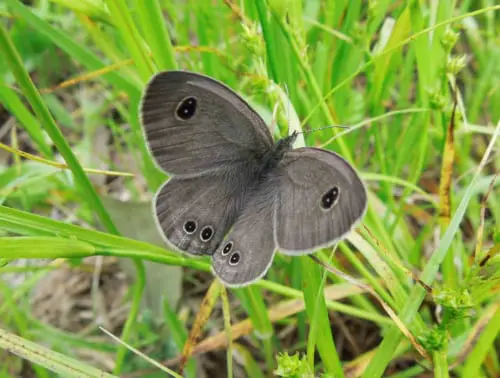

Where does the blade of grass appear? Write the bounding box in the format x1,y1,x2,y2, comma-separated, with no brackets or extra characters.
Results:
234,287,275,372
0,326,116,378
49,0,112,25
134,0,177,70
461,304,500,377
105,0,154,82
254,0,281,83
194,2,221,76
370,4,412,107
0,84,52,158
0,235,207,276
306,250,336,370
0,237,95,258
233,343,265,378
301,256,344,377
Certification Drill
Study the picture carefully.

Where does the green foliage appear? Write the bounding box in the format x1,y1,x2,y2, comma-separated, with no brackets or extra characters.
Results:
274,352,313,377
435,287,474,322
418,326,447,353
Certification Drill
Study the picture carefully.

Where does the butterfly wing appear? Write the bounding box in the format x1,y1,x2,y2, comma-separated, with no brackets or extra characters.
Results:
212,184,277,286
274,147,367,254
155,166,254,255
140,71,273,176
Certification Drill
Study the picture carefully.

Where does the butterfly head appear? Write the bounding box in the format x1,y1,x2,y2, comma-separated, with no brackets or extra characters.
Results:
274,131,297,154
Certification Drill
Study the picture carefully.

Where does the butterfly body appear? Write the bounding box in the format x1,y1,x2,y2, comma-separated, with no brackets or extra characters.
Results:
258,132,297,175
140,71,367,286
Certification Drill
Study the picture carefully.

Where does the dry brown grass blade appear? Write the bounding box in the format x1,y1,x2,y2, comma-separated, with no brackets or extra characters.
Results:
39,59,134,94
403,203,434,224
222,0,251,25
310,255,431,361
479,243,500,267
438,98,458,229
343,349,376,377
179,279,221,374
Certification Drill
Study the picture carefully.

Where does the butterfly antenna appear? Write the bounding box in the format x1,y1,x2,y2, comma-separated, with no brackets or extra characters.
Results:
300,124,349,136
282,83,347,137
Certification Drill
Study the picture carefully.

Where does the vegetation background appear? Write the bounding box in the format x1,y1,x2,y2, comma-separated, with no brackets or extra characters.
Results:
0,0,499,377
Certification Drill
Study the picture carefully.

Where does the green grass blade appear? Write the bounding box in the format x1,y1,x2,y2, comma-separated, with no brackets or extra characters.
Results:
0,84,52,158
105,0,154,82
301,256,344,376
0,237,95,258
134,0,177,71
0,206,210,272
0,327,116,377
235,287,275,372
49,0,112,24
370,4,412,107
255,0,281,83
461,304,500,377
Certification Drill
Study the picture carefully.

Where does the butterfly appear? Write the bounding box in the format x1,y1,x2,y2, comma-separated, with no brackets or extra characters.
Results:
140,71,367,287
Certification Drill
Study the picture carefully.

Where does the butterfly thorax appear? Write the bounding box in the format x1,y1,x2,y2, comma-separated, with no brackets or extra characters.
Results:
257,132,297,176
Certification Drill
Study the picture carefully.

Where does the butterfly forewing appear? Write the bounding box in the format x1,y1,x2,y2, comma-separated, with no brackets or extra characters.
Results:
140,71,273,176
